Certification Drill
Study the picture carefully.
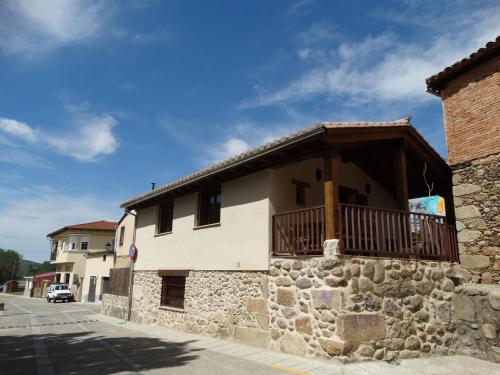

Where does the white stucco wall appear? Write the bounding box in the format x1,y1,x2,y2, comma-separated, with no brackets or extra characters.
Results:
134,170,271,271
268,157,398,215
81,254,114,303
114,212,136,268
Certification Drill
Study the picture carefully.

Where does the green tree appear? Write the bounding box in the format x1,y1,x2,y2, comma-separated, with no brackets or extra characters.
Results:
0,248,22,284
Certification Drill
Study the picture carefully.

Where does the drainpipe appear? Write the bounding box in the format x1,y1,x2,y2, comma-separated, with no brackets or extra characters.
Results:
125,209,137,322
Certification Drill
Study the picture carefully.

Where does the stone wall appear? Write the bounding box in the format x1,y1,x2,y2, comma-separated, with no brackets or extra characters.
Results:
101,256,500,364
130,270,270,345
268,256,466,361
101,293,129,320
452,283,500,362
453,153,500,284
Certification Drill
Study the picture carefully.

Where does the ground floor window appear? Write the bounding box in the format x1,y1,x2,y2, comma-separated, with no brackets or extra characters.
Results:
160,276,186,309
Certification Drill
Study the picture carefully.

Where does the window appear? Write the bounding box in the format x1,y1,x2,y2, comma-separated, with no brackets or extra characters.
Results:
197,187,221,226
160,276,186,309
119,226,125,245
66,236,77,251
80,236,89,251
292,179,310,205
339,186,368,206
158,201,174,234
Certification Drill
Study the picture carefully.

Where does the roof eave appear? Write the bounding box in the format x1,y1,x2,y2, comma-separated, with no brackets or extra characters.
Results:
121,125,327,209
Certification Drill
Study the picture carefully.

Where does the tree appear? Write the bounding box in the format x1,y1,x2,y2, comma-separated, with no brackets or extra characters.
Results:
32,261,55,274
0,248,22,285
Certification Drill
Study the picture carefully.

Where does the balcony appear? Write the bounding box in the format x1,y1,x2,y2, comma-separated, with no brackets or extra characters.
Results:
272,204,459,262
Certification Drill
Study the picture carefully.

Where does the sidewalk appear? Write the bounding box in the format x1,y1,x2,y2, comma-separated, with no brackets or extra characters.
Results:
95,314,499,375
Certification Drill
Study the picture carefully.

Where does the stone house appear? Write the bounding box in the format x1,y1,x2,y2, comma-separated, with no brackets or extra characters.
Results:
48,220,117,302
426,36,500,284
101,119,476,361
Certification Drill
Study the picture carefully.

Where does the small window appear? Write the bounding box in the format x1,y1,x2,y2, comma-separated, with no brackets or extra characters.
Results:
119,227,125,246
160,276,186,309
71,242,76,250
198,187,221,226
80,236,89,251
158,201,174,234
292,179,310,205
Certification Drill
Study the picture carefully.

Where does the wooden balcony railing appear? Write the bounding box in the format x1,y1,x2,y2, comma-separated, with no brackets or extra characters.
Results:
272,205,325,256
339,204,459,262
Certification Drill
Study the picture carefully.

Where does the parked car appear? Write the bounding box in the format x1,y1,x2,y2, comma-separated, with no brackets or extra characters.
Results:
47,283,74,303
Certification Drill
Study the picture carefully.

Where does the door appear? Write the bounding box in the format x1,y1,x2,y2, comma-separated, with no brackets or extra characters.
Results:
88,276,97,302
100,277,109,300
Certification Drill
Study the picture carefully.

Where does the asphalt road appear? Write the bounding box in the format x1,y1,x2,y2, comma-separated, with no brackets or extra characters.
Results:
0,294,282,375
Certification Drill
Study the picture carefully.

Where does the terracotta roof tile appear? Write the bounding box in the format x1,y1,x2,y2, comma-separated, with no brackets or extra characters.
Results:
426,36,500,95
47,220,118,237
121,118,412,208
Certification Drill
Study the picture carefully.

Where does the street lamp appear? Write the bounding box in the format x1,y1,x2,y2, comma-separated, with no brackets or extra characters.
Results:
105,242,111,253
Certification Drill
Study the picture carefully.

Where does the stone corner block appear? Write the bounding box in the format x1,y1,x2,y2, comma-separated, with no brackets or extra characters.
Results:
246,298,268,314
233,327,270,348
453,184,481,197
279,332,308,356
460,254,490,270
323,239,340,257
311,289,344,310
336,313,385,342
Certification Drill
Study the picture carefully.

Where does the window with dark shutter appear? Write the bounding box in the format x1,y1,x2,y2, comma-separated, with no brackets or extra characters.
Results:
158,201,174,234
197,187,221,226
119,226,125,245
160,276,186,309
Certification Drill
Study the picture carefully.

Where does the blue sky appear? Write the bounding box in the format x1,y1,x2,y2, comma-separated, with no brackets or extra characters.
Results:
1,0,499,262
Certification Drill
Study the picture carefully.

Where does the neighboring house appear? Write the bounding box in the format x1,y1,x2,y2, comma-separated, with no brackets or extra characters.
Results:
114,210,136,269
104,118,461,360
426,36,500,283
48,220,117,302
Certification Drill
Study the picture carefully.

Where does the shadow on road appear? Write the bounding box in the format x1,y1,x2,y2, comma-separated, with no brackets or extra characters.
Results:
0,330,202,374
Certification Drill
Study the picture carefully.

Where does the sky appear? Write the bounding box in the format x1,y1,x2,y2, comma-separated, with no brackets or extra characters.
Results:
0,0,499,262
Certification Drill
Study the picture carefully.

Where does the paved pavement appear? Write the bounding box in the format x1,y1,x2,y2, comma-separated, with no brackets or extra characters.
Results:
1,294,499,375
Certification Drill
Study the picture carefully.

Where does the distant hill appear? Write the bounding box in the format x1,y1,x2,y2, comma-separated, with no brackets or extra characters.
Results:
18,259,41,276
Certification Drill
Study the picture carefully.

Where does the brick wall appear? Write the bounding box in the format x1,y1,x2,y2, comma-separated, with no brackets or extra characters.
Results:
441,55,500,165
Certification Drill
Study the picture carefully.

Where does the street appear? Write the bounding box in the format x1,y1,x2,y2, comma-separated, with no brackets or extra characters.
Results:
1,295,499,375
0,295,282,375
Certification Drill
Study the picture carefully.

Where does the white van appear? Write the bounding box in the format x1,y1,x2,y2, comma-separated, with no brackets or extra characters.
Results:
47,283,74,303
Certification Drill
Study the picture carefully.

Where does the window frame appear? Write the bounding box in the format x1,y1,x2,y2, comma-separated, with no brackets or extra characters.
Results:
160,275,186,310
157,201,174,234
291,179,310,206
119,226,125,246
80,236,90,251
197,186,221,227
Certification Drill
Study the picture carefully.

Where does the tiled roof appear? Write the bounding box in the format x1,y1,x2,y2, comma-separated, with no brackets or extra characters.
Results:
47,220,118,237
121,118,412,208
426,36,500,95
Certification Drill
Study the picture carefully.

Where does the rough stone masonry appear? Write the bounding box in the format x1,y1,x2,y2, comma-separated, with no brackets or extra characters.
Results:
453,153,500,284
102,254,499,363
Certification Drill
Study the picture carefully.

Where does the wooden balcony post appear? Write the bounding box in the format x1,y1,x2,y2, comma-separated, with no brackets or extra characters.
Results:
393,142,409,211
323,150,339,239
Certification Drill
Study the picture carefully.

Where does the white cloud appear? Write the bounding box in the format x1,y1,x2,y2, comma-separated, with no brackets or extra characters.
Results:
0,0,111,55
0,185,121,262
241,5,500,108
287,0,316,16
47,111,119,162
208,138,250,163
0,118,38,142
0,107,119,163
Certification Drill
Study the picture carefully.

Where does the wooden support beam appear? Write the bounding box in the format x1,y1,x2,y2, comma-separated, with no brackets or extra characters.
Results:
323,150,340,239
393,142,409,211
